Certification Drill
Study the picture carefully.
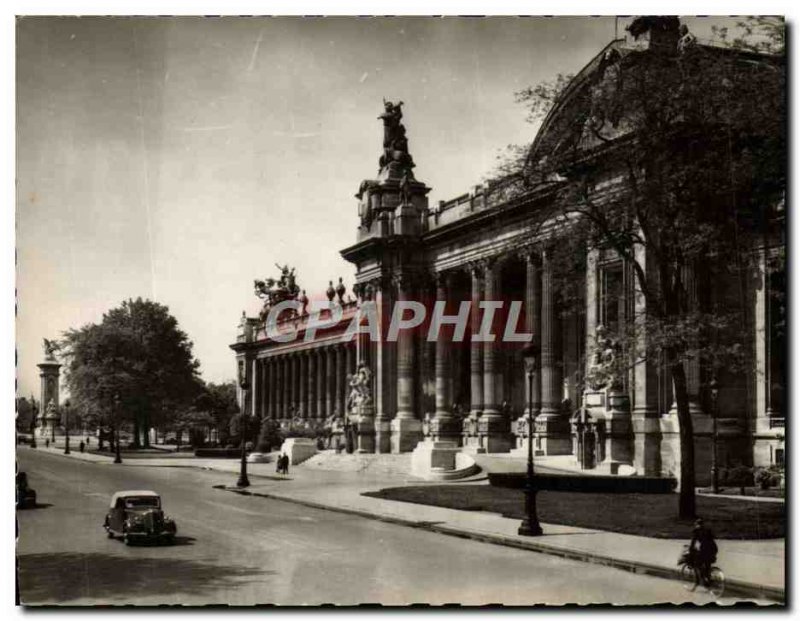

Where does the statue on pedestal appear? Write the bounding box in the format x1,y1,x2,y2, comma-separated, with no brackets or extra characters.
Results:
42,338,59,361
378,99,415,174
346,363,373,414
335,277,346,305
585,325,623,391
254,264,301,323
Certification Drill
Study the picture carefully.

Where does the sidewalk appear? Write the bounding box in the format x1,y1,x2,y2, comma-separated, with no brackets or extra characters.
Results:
20,445,785,602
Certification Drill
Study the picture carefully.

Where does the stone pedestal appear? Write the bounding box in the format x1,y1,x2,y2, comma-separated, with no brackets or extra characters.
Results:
660,411,744,489
428,417,462,445
280,437,317,466
374,419,392,454
573,389,633,470
602,391,634,466
533,415,572,456
632,416,662,476
410,440,480,480
355,409,376,454
477,416,511,454
390,417,422,454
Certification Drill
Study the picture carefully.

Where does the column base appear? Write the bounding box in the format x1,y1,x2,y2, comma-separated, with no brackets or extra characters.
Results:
477,415,511,454
391,417,422,453
356,417,375,454
533,415,572,456
428,417,462,446
632,413,662,477
513,415,531,450
374,419,392,454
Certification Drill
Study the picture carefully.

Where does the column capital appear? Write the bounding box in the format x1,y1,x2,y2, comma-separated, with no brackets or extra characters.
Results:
518,244,542,265
391,271,418,291
468,261,485,280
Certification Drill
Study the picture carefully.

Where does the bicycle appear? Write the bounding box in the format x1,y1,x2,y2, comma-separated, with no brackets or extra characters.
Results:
678,545,726,598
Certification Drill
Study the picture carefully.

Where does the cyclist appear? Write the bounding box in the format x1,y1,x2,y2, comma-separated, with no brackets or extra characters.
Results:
688,518,718,591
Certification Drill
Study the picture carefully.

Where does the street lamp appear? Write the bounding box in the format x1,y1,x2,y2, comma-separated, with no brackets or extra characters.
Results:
237,375,251,488
63,399,71,455
518,343,543,536
113,393,122,464
709,376,719,494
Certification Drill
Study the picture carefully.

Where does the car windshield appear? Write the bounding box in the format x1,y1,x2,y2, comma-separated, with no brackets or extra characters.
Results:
124,497,160,509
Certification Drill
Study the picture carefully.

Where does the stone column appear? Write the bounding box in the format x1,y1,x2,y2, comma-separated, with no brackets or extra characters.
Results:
307,350,317,419
683,261,703,416
469,265,485,419
373,277,396,453
267,359,275,419
260,360,268,419
336,345,346,417
392,273,422,452
631,243,662,476
37,357,62,439
432,271,460,443
298,351,308,418
274,356,284,420
478,259,511,453
535,247,571,454
515,250,541,449
316,349,325,420
288,354,296,419
283,356,291,420
346,341,356,375
325,348,335,419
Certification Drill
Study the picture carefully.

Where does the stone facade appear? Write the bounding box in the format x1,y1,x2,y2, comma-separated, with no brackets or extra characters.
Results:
232,27,785,477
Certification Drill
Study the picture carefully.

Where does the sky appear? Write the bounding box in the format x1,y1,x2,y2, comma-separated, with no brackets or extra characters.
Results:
15,15,742,398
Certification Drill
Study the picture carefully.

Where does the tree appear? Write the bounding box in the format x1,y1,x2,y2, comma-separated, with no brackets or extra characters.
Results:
200,381,239,445
492,17,784,519
60,298,201,447
16,396,37,433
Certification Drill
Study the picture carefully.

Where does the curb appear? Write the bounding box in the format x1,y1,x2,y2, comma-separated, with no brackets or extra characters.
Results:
214,485,785,604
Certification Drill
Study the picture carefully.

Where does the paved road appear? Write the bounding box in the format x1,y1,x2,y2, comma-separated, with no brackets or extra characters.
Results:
16,448,749,606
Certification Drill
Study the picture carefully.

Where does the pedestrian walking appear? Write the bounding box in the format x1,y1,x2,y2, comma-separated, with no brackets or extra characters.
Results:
45,438,50,449
276,454,282,474
282,454,290,475
79,441,85,453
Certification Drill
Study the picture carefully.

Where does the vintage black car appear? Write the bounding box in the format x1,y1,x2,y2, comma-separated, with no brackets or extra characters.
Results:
16,471,36,509
103,490,177,545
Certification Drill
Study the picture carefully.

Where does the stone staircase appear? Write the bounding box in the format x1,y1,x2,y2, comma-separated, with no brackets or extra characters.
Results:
300,450,412,476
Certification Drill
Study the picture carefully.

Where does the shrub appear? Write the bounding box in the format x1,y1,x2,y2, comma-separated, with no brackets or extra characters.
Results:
727,465,754,493
755,468,773,490
256,419,283,452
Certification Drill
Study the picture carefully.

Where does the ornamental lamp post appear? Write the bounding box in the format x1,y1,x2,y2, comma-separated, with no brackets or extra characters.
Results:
113,393,122,464
237,374,251,488
518,343,543,537
709,376,719,494
63,399,71,455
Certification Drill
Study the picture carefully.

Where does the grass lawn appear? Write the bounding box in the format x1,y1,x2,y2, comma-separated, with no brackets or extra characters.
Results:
698,486,784,499
363,485,785,540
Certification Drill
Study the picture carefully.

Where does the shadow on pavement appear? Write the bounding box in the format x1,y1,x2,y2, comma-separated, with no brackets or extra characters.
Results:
119,536,197,547
17,503,53,511
18,552,270,604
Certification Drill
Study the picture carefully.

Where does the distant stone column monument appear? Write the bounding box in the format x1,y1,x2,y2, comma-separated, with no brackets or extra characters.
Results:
37,338,62,439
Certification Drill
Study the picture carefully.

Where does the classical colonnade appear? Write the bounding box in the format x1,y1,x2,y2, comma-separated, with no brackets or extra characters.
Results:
241,246,574,452
250,342,358,422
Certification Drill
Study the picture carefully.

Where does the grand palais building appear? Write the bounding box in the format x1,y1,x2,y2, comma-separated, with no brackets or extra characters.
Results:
231,18,785,484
